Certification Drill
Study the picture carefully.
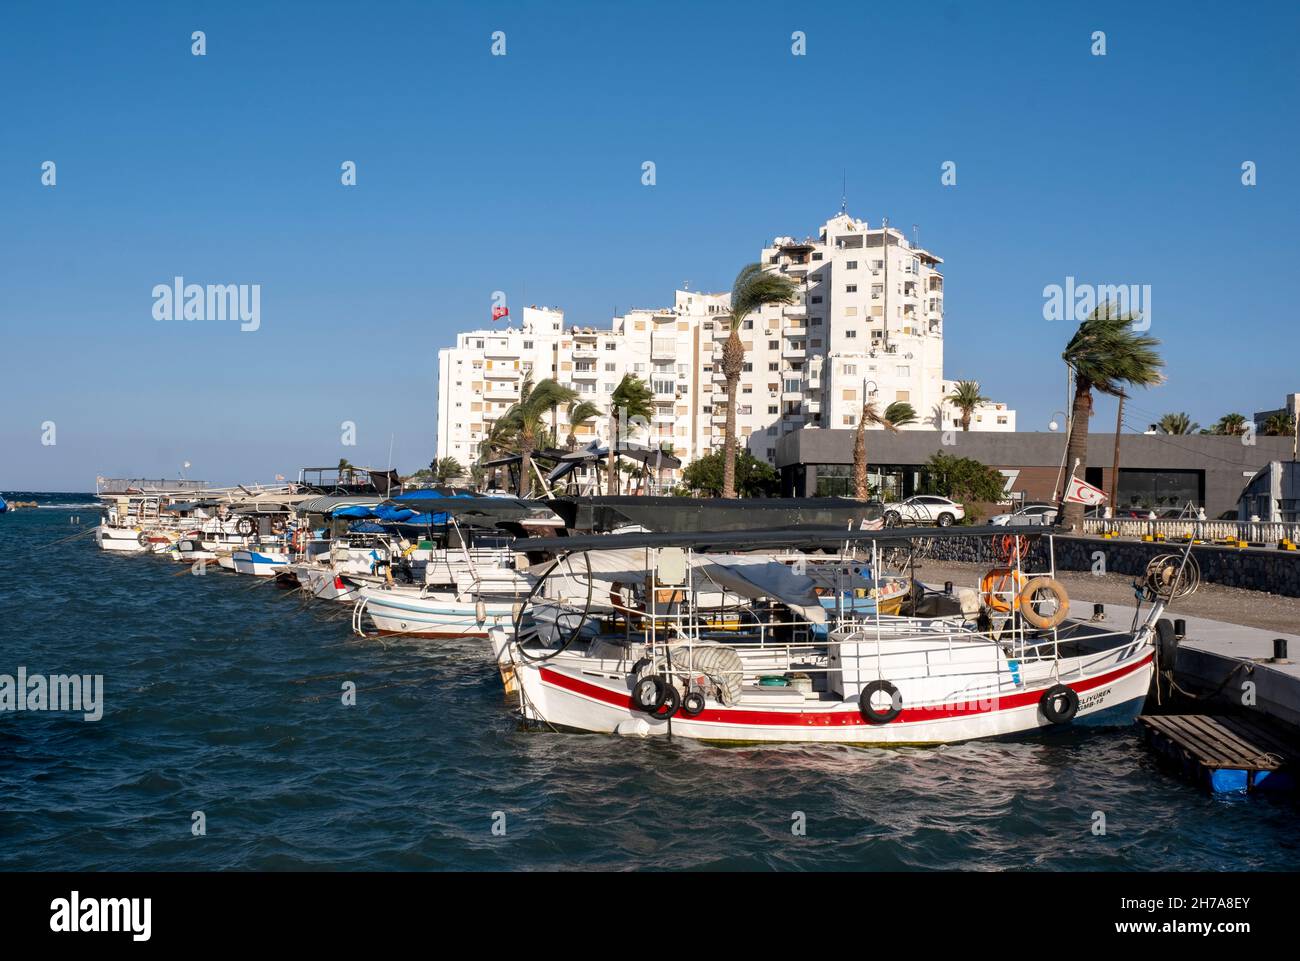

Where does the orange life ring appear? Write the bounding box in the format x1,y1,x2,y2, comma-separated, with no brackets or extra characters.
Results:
1019,577,1070,629
980,567,1027,612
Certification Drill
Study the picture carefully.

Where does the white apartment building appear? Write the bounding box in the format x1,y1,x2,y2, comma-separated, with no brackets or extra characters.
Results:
435,213,1015,486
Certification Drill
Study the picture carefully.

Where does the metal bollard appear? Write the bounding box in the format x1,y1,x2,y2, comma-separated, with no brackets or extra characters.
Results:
1174,619,1186,640
1272,638,1289,663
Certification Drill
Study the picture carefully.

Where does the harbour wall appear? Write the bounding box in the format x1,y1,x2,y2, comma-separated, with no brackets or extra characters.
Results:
919,533,1300,598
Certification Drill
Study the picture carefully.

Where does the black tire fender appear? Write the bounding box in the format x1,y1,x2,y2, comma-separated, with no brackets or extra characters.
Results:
681,690,706,717
1039,684,1079,724
1154,618,1179,672
632,675,667,714
651,684,680,719
859,679,903,724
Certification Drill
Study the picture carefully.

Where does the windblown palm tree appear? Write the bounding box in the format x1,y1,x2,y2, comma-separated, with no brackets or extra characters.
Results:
565,400,601,450
947,381,989,431
883,401,917,427
1060,305,1164,530
432,456,464,485
1211,413,1248,436
853,401,899,499
607,375,653,494
477,419,516,490
1262,412,1296,437
499,375,577,497
721,264,799,497
1157,412,1199,435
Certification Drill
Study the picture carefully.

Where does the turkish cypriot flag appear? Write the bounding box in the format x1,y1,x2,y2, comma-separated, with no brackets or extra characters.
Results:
1064,475,1108,506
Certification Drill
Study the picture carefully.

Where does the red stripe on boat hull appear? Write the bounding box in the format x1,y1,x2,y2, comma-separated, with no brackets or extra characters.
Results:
538,653,1153,727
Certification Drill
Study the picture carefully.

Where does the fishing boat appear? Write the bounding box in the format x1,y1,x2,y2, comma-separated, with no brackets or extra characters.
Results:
348,494,564,638
494,527,1194,746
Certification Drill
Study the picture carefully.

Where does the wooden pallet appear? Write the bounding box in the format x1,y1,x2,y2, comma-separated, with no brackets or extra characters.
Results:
1138,714,1296,793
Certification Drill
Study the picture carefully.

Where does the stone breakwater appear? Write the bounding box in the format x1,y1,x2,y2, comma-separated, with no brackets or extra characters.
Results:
918,534,1300,598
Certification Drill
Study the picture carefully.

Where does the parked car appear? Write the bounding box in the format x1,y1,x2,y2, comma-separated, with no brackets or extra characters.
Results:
989,503,1059,527
881,495,965,527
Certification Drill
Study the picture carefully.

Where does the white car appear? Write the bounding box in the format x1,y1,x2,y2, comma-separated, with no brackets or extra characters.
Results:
881,495,965,527
989,503,1059,527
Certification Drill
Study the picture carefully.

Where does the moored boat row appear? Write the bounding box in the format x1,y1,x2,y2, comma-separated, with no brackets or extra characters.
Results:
92,473,1200,747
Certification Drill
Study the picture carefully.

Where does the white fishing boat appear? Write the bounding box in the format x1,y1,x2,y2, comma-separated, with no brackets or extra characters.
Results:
495,528,1195,746
341,493,565,638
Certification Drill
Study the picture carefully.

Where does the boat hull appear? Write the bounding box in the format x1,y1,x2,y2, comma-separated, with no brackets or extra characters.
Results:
96,524,149,553
358,587,518,638
231,549,289,576
509,643,1154,746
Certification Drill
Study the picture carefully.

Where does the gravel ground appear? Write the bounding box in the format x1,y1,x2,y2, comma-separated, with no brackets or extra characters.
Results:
910,559,1300,635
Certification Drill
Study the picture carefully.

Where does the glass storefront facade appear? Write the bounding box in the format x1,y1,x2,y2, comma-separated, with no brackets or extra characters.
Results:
803,464,923,501
1115,468,1203,512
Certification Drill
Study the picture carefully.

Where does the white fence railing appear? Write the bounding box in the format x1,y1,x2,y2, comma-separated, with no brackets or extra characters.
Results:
1082,517,1300,545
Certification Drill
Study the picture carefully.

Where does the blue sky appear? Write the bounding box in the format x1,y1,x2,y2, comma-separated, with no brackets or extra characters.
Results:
2,0,1297,490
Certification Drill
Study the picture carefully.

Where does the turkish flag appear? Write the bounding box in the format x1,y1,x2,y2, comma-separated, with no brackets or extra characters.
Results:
1064,475,1107,506
492,305,509,321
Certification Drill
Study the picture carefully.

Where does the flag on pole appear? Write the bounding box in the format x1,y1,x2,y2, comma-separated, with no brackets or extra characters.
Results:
1064,475,1107,506
492,305,509,321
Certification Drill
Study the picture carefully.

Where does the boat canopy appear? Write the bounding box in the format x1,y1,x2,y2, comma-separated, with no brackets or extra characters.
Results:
160,500,223,513
546,442,682,482
532,548,826,624
382,495,564,530
547,495,883,534
294,495,386,515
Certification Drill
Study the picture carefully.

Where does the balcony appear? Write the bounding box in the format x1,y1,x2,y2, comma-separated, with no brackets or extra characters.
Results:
484,365,518,379
483,384,518,401
483,341,517,359
571,365,598,379
572,345,598,359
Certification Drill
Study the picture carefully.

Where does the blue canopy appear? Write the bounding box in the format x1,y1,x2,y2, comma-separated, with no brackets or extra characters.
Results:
336,503,447,525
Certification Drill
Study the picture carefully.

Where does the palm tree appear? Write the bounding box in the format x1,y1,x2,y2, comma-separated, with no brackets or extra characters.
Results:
883,401,917,427
1212,413,1248,436
498,375,577,497
565,400,601,449
607,375,653,494
432,456,464,485
853,401,899,499
1157,412,1199,435
476,419,516,491
721,263,799,498
1262,412,1296,436
947,380,989,431
1060,304,1164,530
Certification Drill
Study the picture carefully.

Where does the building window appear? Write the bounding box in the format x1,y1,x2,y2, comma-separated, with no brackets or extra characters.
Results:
845,329,857,338
810,296,823,304
846,284,858,293
768,340,779,349
846,260,858,269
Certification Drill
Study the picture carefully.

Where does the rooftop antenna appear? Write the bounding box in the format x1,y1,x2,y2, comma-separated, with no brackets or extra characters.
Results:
913,223,920,248
840,171,847,214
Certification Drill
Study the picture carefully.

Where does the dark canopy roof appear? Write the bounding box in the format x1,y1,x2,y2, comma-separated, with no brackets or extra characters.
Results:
512,523,1019,555
547,495,883,534
381,495,563,529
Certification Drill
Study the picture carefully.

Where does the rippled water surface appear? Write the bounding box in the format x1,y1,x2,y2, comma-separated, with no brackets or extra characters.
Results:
2,496,1297,871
